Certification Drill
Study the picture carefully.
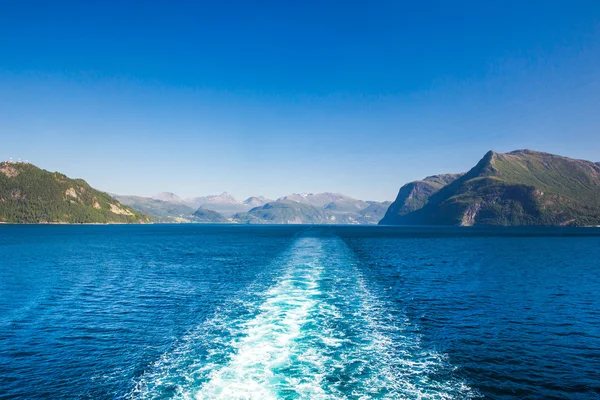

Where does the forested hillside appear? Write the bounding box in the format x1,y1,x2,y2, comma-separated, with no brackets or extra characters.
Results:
0,162,150,224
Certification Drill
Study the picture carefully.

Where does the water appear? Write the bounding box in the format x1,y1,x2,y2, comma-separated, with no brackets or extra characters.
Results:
1,225,599,399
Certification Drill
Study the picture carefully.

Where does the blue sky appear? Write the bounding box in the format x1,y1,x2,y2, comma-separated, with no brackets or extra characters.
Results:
1,1,600,201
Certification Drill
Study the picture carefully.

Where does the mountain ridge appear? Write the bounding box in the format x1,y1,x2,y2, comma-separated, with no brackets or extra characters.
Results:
381,149,600,226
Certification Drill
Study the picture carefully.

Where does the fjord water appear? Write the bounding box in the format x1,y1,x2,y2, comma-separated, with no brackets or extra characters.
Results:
1,226,599,399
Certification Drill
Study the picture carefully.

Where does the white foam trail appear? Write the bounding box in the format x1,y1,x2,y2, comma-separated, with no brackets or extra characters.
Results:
130,236,478,399
195,238,331,399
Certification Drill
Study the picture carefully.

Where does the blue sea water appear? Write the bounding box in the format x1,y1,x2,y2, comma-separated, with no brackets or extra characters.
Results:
0,225,599,399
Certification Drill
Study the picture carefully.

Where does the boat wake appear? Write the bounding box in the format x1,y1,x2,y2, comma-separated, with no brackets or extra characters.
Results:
130,237,477,399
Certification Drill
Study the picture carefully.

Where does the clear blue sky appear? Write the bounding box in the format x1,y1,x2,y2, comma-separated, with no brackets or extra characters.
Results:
1,1,599,201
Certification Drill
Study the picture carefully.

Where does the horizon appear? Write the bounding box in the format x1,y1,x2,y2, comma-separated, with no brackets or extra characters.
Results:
2,1,600,201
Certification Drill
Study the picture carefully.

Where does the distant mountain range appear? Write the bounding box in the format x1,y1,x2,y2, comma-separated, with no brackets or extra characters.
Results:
381,150,600,226
114,192,273,222
107,195,196,223
233,194,391,224
142,192,272,216
0,162,150,224
116,191,391,224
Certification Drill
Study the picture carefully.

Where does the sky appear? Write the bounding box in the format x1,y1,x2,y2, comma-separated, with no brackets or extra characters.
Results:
1,1,600,201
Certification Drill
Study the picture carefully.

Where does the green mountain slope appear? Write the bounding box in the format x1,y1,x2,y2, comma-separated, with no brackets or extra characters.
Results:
381,174,463,222
0,162,150,224
192,207,229,223
380,150,600,226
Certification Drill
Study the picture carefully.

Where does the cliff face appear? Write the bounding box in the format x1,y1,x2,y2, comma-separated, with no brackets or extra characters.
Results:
0,162,150,224
379,173,464,224
380,150,600,226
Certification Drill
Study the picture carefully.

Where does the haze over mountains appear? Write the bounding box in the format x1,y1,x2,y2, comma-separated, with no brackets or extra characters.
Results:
115,191,390,224
148,192,272,214
233,194,390,225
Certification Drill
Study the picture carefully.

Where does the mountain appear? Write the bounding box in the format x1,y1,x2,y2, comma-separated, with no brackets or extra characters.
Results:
200,192,238,204
113,195,196,223
323,197,369,212
114,189,390,225
356,201,393,224
113,192,260,221
382,174,464,221
114,194,232,223
380,150,600,226
243,196,273,208
192,208,229,223
232,193,391,225
276,192,373,214
185,192,250,216
151,192,183,203
277,192,360,208
233,200,330,224
185,192,237,207
0,162,150,224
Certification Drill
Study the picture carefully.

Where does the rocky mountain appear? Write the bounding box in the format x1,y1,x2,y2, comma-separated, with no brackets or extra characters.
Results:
0,162,150,224
380,150,600,226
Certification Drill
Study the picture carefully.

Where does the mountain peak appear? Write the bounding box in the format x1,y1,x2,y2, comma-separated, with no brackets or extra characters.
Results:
152,192,181,202
483,149,498,162
463,150,499,178
205,192,238,202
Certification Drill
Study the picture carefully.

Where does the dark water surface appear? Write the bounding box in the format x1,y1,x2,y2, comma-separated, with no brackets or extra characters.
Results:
0,225,599,399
